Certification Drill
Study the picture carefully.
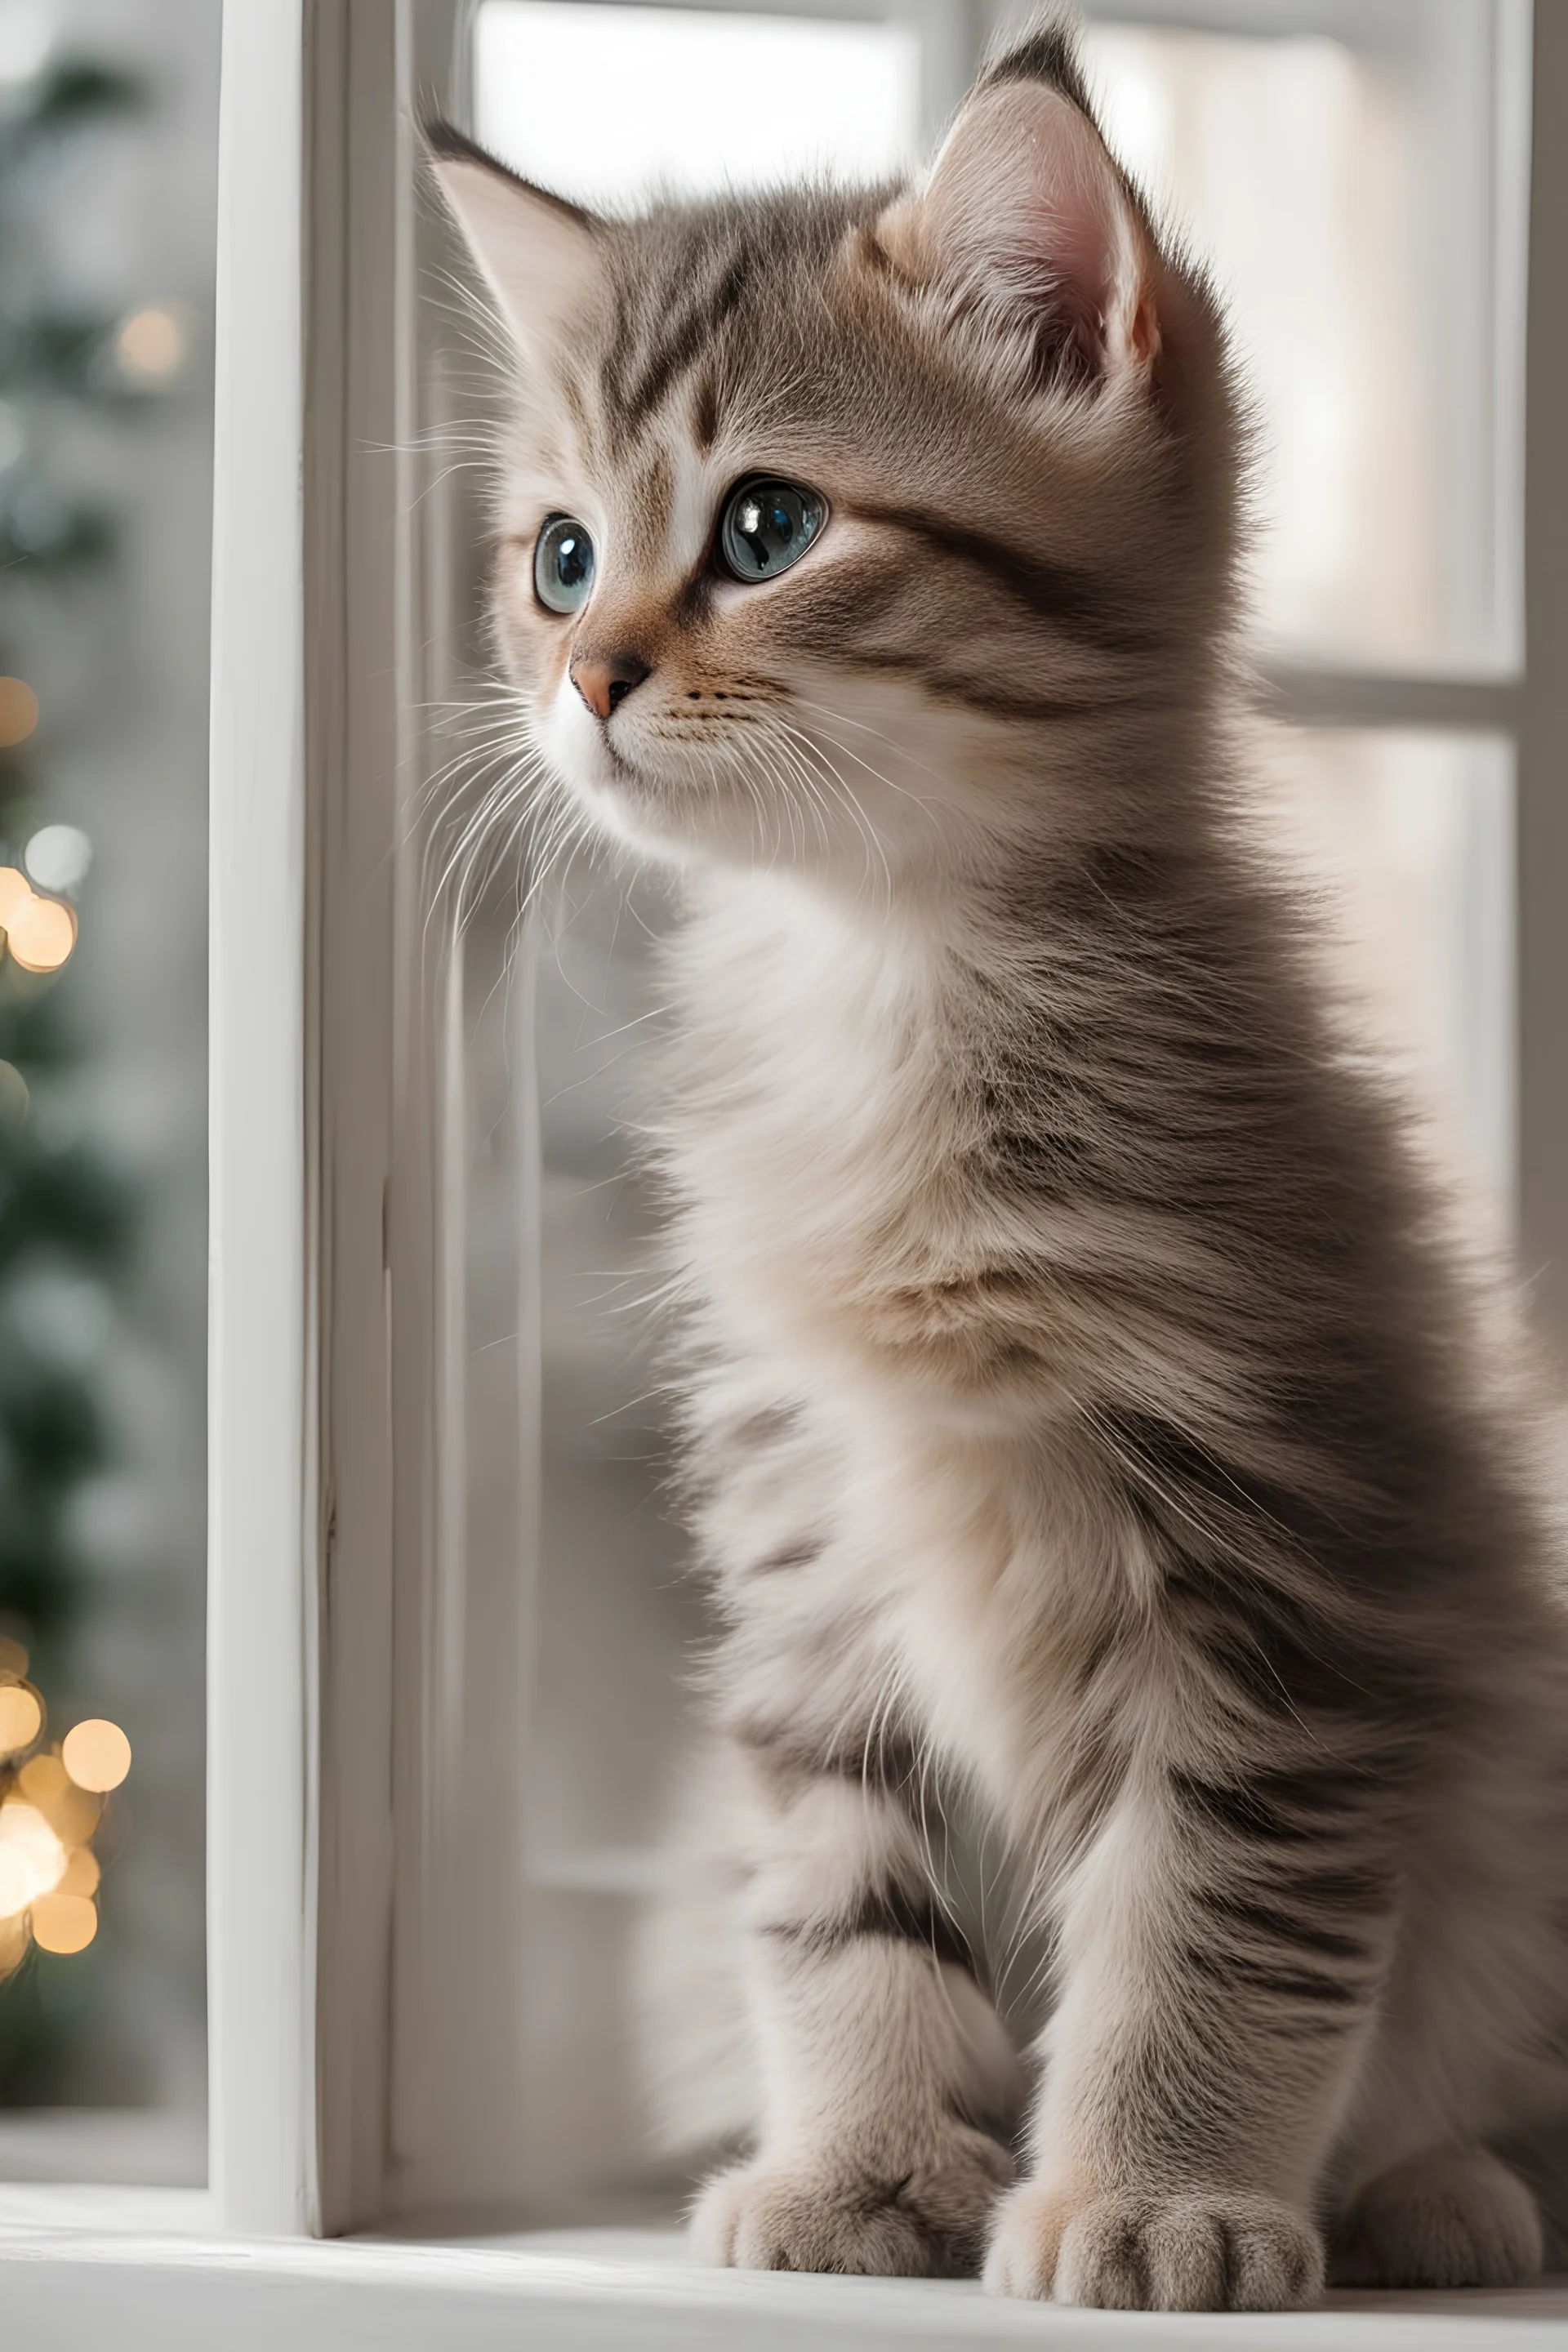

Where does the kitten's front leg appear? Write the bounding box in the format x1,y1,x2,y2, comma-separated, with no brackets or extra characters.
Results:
985,1757,1389,2311
690,1734,1018,2277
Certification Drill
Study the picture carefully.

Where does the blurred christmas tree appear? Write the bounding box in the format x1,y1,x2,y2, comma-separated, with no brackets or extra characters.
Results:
0,49,145,2102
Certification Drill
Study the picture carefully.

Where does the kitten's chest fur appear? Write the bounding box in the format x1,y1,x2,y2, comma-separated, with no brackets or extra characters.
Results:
660,874,1138,1800
661,874,1041,1383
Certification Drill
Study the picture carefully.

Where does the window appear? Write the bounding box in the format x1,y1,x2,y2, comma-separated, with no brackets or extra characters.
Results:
6,0,1568,2339
436,0,1534,2234
0,0,213,2193
468,0,930,2228
474,2,923,202
1080,3,1528,1213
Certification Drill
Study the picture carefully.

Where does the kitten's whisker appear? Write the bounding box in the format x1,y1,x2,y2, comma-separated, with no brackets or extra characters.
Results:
773,720,893,906
757,731,835,867
789,696,947,801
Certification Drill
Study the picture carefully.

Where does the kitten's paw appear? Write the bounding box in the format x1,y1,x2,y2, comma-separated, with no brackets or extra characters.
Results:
688,2127,1013,2278
983,2180,1324,2310
1332,2147,1543,2289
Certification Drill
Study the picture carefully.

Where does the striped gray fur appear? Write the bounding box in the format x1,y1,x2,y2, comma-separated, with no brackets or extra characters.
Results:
430,15,1568,2311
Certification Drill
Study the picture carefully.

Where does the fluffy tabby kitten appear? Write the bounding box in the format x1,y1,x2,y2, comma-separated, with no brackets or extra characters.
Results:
430,23,1568,2311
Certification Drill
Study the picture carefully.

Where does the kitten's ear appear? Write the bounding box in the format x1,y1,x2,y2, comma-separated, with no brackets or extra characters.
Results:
424,122,600,359
875,74,1156,390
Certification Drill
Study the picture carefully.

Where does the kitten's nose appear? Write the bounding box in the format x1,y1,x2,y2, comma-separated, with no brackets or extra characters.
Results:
571,650,650,723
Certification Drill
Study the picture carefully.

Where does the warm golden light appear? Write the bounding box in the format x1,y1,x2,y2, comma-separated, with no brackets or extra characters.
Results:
0,1799,65,1918
29,1891,96,1955
0,1677,122,1965
0,1685,41,1755
17,1753,61,1802
116,305,187,384
62,1718,131,1794
0,866,29,924
19,1753,100,1843
57,1846,100,1898
0,677,38,747
5,892,74,973
0,1913,26,1979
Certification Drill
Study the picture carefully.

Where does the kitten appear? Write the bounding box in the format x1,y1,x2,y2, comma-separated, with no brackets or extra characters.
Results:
430,21,1568,2311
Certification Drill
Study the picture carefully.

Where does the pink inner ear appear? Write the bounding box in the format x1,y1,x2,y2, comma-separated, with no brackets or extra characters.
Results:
904,80,1152,367
1129,291,1159,365
431,154,599,359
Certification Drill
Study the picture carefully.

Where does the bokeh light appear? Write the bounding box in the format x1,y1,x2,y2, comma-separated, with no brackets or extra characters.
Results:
17,1753,62,1804
24,824,91,894
20,1752,100,1843
58,1846,99,1898
0,676,38,746
0,1685,42,1755
115,304,188,385
29,1892,96,1954
0,1637,27,1680
0,852,78,976
0,1799,65,1916
62,1718,131,1794
6,891,75,973
0,1686,127,1976
0,1059,27,1124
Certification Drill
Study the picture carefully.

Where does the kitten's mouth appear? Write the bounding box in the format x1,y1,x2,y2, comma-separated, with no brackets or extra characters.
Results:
571,719,651,797
590,729,708,800
599,736,642,785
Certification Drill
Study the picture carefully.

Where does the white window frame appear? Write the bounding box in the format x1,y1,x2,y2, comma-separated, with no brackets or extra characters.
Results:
2,0,1566,2337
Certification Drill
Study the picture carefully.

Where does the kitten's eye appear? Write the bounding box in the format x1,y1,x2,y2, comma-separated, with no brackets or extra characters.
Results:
719,478,826,583
533,514,595,615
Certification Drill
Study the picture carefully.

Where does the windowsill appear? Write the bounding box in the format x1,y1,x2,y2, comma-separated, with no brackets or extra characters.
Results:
2,2189,1567,2347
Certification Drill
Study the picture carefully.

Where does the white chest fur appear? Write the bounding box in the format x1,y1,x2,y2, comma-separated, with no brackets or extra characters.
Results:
662,873,981,1362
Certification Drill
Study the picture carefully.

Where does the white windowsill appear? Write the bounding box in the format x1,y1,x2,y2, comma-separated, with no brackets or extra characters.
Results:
1,2189,1566,2349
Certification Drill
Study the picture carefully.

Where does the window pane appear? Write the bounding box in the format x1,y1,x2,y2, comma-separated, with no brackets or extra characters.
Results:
525,871,697,2216
1081,4,1527,669
475,2,922,206
451,2,1520,2229
461,0,923,2223
0,3,213,2182
1261,727,1515,1218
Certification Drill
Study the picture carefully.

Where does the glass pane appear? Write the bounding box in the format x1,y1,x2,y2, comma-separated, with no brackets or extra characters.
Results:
466,0,924,2223
1080,3,1527,669
0,7,213,2183
523,871,699,2220
1261,727,1515,1220
456,2,1517,2230
475,2,923,205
